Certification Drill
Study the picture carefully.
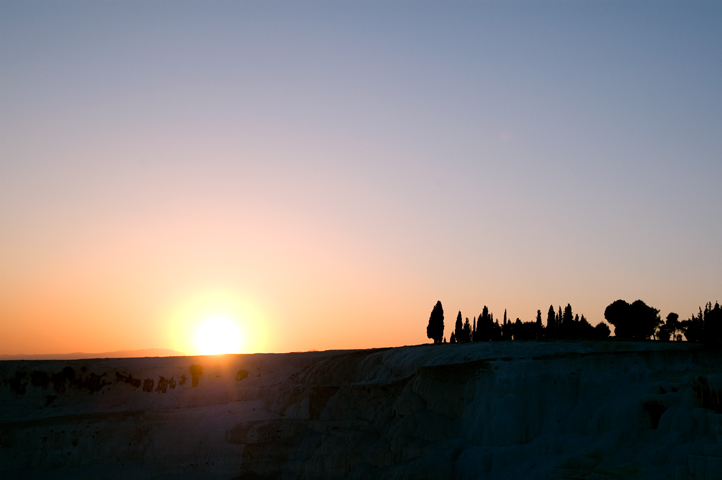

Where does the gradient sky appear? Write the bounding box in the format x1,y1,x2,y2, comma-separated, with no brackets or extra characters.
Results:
1,1,721,355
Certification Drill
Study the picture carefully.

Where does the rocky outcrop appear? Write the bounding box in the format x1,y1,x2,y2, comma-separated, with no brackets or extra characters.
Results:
1,342,721,479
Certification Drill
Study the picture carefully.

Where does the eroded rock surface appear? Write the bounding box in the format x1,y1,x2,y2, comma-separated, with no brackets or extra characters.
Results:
1,342,721,479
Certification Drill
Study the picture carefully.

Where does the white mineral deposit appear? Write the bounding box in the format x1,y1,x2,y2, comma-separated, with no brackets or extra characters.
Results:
2,341,721,479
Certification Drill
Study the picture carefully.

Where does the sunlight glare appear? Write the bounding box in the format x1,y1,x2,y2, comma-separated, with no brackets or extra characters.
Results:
166,289,268,354
194,317,242,355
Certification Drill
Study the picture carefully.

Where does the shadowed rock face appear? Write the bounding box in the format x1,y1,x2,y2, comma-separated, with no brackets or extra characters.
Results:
1,342,721,480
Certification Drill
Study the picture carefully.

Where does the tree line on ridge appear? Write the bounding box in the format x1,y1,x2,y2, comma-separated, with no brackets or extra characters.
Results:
426,299,722,344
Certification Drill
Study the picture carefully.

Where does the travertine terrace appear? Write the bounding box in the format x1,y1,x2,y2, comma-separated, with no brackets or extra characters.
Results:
2,341,721,479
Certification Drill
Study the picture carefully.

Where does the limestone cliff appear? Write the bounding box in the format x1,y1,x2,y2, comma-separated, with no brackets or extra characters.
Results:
1,341,721,479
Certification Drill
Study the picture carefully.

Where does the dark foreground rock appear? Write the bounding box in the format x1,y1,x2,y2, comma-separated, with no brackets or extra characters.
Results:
1,341,721,479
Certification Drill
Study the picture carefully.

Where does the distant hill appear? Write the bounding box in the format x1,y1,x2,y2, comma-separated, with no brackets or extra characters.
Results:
0,348,185,360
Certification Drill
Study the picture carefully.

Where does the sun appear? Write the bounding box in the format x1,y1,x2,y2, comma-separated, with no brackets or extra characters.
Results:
166,289,268,354
194,317,243,355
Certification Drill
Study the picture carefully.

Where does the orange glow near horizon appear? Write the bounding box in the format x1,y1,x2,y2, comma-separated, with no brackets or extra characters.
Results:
2,3,721,358
167,290,268,356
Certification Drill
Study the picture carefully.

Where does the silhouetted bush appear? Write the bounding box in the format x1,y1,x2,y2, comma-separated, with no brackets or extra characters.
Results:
189,364,203,387
426,301,445,344
116,371,142,388
594,322,611,338
513,318,542,340
142,378,154,392
157,376,176,393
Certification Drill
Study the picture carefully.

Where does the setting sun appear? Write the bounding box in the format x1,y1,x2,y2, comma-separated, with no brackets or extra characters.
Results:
194,317,242,355
166,289,268,355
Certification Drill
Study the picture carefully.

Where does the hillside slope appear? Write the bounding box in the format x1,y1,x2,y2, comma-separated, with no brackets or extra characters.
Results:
1,341,721,479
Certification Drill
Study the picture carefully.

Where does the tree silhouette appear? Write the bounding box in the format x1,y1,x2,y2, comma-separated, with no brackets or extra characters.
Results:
682,302,722,343
667,312,681,341
451,312,472,344
577,314,597,339
501,310,513,341
461,317,472,343
491,318,502,341
604,299,660,340
594,321,611,338
629,300,661,339
513,318,533,340
476,306,493,341
604,300,630,337
546,305,556,335
657,312,679,341
426,301,444,344
537,303,603,340
454,311,464,343
557,306,563,330
683,308,704,342
703,302,722,343
562,304,574,335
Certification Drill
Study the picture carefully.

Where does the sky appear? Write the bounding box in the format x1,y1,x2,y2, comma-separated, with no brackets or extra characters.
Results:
1,1,721,356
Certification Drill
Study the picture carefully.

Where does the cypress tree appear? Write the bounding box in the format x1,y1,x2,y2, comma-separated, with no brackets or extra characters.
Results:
426,301,445,344
547,305,556,331
462,317,472,343
557,306,563,329
478,306,492,342
455,311,463,342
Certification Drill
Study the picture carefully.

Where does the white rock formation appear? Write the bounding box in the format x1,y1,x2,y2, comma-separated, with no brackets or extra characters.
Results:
1,341,721,479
